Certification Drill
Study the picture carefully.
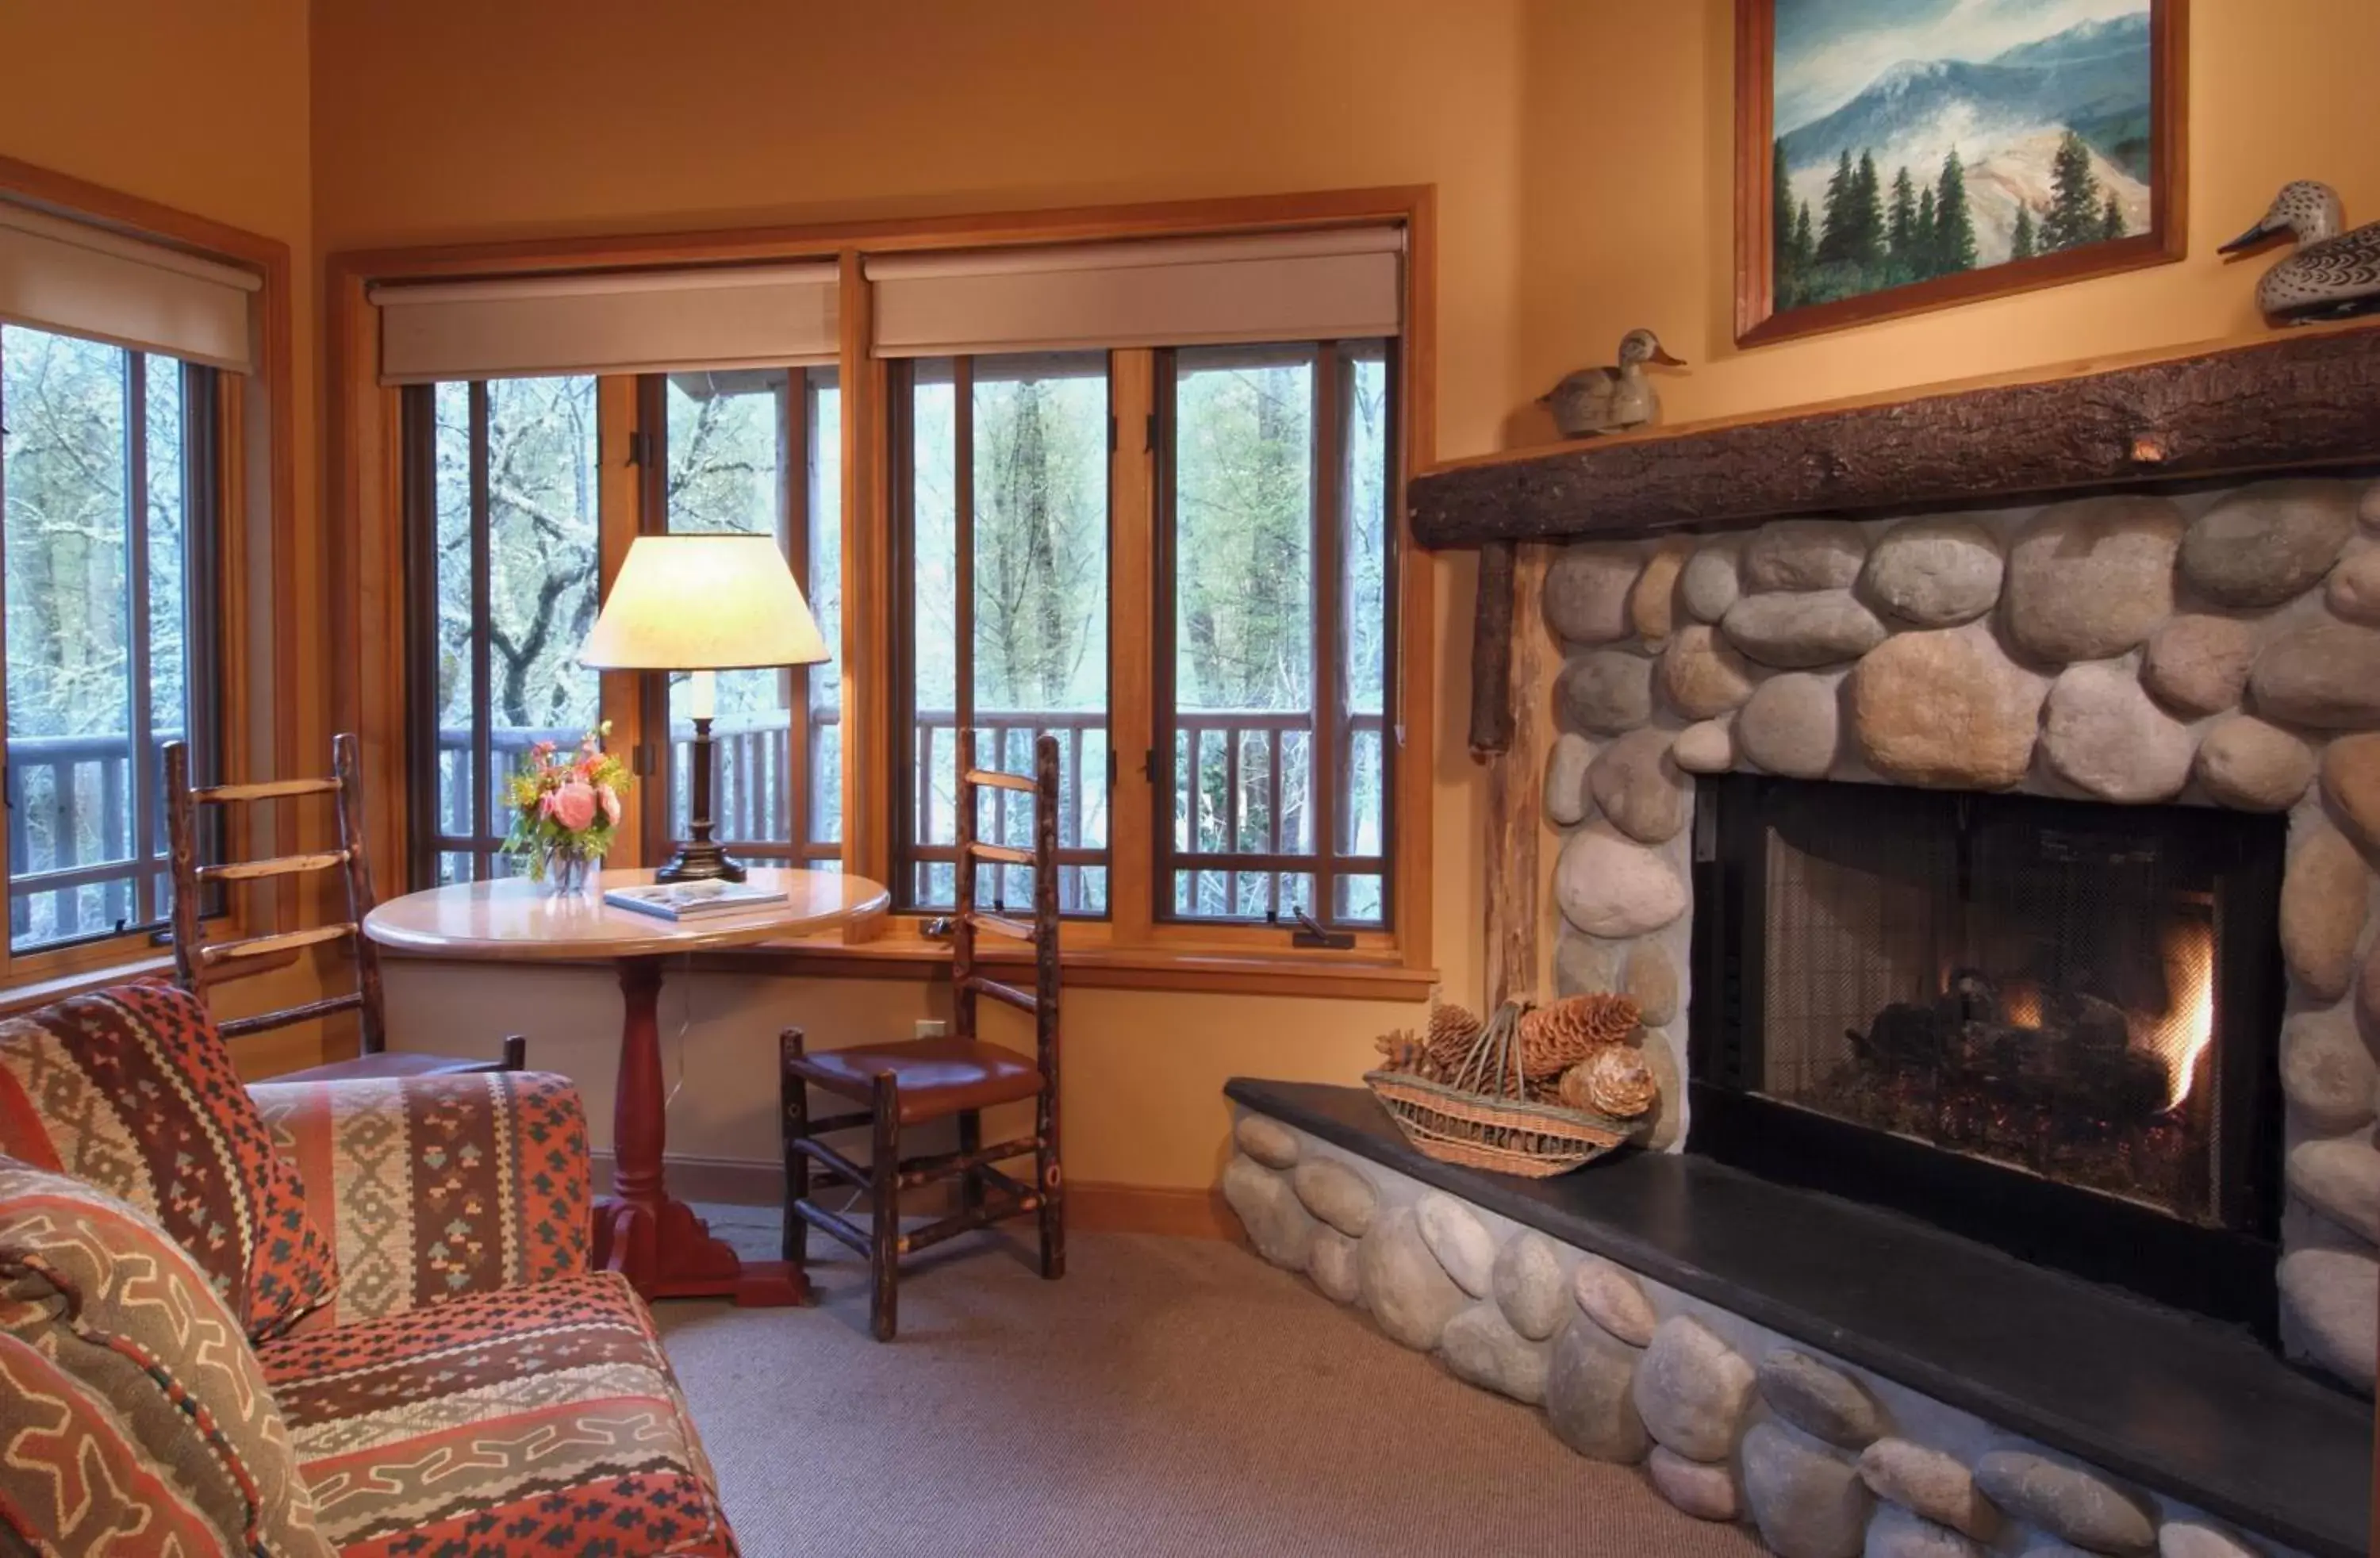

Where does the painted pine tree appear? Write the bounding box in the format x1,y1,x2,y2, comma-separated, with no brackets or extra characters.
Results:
1934,151,1978,273
2011,205,2037,260
2041,130,2103,251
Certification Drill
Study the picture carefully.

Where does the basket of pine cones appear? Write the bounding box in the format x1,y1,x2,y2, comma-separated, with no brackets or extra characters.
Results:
1362,994,1656,1177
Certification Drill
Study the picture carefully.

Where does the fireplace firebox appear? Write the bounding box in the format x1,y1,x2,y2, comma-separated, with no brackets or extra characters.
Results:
1687,773,2287,1333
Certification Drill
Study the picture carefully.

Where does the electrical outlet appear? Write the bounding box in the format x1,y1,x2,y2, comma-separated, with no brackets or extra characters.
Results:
914,1019,946,1040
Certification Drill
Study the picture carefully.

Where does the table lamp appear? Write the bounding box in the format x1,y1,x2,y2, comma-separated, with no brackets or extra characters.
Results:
580,533,830,882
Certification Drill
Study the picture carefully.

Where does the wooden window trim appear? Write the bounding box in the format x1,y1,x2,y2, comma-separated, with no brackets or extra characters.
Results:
328,186,1438,991
0,158,294,993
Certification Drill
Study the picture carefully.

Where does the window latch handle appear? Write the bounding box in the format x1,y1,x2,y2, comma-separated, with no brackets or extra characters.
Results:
1288,908,1353,950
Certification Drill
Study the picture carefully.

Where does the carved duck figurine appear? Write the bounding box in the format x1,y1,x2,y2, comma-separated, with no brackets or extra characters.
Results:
1540,328,1685,437
2218,180,2380,323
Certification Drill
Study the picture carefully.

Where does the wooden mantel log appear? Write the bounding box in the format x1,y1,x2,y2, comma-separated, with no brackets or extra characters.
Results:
1412,320,2380,548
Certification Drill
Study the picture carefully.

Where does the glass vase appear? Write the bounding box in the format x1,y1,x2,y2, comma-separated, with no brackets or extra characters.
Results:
540,848,601,901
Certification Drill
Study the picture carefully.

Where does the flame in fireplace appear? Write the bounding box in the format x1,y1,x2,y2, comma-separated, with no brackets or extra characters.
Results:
2002,980,2044,1030
2141,918,2217,1110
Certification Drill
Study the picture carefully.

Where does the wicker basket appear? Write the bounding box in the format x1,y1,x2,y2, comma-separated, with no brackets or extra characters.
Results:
1362,1003,1636,1177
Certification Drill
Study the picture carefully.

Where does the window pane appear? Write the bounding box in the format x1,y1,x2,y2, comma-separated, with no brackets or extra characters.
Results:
808,373,843,849
1340,347,1391,874
430,382,474,847
486,374,601,794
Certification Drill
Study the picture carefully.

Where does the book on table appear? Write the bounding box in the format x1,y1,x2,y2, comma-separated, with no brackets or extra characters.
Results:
603,880,790,920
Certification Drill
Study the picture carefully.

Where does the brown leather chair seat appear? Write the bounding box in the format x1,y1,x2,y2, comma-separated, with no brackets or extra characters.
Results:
797,1038,1045,1124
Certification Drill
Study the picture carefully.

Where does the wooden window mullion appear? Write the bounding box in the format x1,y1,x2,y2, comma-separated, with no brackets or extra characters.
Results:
783,369,812,861
466,382,493,877
125,355,155,929
889,359,923,903
1149,350,1181,923
1310,343,1342,923
400,385,439,887
952,355,977,905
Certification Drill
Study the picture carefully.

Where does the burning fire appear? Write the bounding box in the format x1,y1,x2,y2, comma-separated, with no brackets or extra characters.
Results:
2143,918,2217,1110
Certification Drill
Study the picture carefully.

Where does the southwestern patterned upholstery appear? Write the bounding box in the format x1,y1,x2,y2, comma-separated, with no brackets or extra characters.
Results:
0,1157,334,1557
249,1070,591,1333
0,985,739,1557
0,981,343,1341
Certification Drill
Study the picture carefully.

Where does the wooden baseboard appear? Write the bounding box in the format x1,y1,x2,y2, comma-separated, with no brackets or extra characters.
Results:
591,1153,1228,1240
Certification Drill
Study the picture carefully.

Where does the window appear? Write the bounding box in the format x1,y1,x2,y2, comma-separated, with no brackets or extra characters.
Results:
1159,341,1394,927
894,354,1111,914
648,366,842,865
408,375,601,883
0,324,220,953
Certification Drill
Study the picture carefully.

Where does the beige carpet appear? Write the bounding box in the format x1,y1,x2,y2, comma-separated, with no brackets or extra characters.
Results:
653,1205,1764,1557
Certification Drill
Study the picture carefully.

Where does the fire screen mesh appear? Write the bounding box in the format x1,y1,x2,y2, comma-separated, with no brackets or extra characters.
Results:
1754,785,2227,1226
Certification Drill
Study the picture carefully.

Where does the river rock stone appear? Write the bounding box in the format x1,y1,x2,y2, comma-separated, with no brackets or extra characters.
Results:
1852,627,2048,789
1222,1155,1315,1272
2005,497,2183,664
1573,1258,1657,1345
1739,671,1843,778
1545,1318,1649,1463
1971,1452,2155,1555
1291,1157,1376,1238
1309,1226,1361,1304
1490,1232,1568,1341
1867,1506,1985,1558
1544,731,1595,827
2042,664,2195,803
2155,1522,2263,1558
1439,1300,1549,1403
1651,1445,1742,1521
2288,1138,2380,1243
2365,480,2380,530
1415,1194,1496,1297
2323,733,2380,855
2278,1246,2378,1387
1560,650,1656,735
2142,614,2256,716
1662,624,1758,718
1746,519,1869,593
2194,716,2315,812
1858,1439,1997,1540
1760,1349,1885,1449
1234,1113,1299,1168
1724,590,1890,669
1545,545,1643,645
2328,548,2380,625
1683,539,1745,622
1589,727,1690,843
1633,1314,1755,1462
1555,931,1625,995
2250,622,2380,729
2365,942,2380,1048
1674,719,1734,773
1745,1421,1873,1558
1633,538,1695,643
1359,1206,1468,1350
2181,479,2357,609
1864,518,2005,627
2279,828,2369,1001
1626,942,1680,1027
1556,821,1688,938
2281,1009,2377,1134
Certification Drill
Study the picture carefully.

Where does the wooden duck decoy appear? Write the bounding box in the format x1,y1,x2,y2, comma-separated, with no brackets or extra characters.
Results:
1540,328,1685,438
2218,180,2380,324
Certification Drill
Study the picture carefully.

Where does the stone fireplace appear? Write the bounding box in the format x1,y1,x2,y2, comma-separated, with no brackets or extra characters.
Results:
1536,480,2380,1391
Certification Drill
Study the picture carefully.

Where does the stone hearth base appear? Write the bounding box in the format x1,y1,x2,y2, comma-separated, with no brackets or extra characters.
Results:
1221,1092,2353,1558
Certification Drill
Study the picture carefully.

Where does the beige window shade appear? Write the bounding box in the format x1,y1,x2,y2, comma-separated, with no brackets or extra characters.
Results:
0,201,261,373
866,228,1403,358
370,262,840,385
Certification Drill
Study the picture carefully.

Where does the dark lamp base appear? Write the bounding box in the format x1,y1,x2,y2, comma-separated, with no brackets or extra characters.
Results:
654,843,747,884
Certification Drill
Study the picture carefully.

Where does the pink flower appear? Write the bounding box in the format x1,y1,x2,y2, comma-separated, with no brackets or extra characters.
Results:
549,781,598,832
597,783,621,825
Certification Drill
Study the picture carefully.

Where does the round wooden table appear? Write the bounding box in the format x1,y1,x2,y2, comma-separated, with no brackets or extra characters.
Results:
363,866,890,1307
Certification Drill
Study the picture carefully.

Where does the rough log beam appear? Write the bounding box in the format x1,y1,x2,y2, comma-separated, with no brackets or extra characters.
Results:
1411,323,2380,548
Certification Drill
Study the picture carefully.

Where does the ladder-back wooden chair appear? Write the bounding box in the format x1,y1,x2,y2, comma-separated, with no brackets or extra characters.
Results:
162,733,524,1082
780,734,1063,1341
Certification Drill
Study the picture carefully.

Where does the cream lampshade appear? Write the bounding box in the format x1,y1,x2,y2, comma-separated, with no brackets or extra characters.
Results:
581,534,830,881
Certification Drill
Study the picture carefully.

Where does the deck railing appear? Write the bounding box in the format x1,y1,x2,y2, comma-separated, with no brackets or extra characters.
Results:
6,731,182,946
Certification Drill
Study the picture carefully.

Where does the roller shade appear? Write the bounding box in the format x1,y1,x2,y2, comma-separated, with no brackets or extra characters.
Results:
866,227,1403,358
370,262,840,384
0,201,261,372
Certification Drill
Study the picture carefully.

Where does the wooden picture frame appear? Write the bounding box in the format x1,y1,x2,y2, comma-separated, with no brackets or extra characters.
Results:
1735,0,2187,347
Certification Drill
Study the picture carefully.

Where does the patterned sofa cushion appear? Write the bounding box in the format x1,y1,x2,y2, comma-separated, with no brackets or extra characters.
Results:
258,1269,738,1557
0,1157,335,1557
0,982,340,1341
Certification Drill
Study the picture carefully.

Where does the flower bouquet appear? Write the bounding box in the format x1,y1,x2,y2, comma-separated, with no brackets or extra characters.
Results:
501,723,631,897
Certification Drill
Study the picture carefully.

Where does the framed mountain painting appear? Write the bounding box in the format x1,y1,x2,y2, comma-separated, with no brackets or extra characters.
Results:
1735,0,2186,346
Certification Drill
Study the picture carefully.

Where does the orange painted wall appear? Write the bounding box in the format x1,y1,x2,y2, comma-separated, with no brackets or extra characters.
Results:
1506,0,2380,440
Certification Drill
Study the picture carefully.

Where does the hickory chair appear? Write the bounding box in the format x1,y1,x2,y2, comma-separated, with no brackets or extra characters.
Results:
162,731,525,1082
781,734,1065,1341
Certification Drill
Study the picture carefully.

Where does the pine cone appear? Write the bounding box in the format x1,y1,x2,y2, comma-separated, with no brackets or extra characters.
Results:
1560,1045,1658,1119
1422,1002,1484,1073
1516,992,1641,1078
1373,1029,1429,1076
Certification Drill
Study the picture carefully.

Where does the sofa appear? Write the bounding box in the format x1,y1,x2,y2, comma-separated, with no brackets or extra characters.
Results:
0,980,738,1556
